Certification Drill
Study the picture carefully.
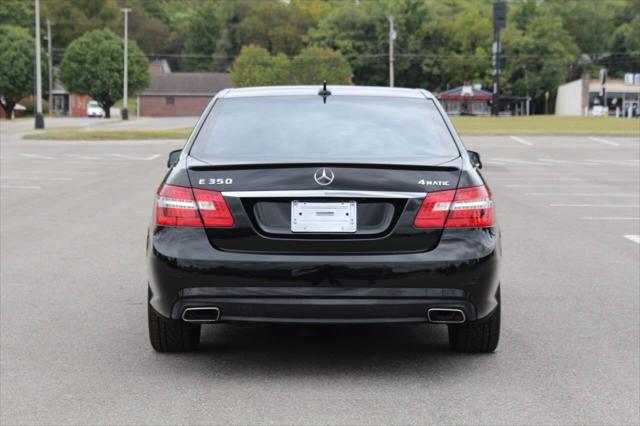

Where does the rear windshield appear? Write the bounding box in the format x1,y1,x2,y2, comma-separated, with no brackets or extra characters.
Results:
190,96,459,162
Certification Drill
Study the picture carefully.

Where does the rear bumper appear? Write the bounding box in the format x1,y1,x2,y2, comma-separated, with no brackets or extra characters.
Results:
173,289,476,324
147,227,501,323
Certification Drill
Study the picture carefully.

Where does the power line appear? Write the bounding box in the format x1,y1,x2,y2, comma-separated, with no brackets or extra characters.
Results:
50,46,639,59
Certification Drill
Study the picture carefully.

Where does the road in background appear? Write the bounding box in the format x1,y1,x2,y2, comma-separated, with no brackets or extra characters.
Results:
1,120,639,425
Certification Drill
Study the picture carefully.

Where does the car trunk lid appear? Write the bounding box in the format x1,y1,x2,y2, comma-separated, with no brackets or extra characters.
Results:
187,158,462,254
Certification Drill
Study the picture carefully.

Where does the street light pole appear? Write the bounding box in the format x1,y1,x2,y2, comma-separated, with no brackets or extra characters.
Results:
121,8,131,120
47,18,52,118
491,2,506,116
388,15,395,88
34,0,44,128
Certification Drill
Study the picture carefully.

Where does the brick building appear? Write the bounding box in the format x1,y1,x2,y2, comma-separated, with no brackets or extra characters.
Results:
138,72,230,117
50,76,97,117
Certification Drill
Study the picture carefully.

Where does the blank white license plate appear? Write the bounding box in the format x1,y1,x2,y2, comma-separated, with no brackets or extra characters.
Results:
291,201,357,233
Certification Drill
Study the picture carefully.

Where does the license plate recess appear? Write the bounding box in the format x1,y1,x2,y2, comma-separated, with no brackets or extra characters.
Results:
291,201,357,233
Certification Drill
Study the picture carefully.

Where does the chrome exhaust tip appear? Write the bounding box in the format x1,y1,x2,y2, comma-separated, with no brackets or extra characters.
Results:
427,308,466,324
182,307,221,324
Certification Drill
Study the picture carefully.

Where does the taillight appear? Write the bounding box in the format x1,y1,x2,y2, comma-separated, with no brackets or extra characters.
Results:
155,184,234,227
156,185,201,227
192,187,234,227
414,185,493,228
446,186,493,228
413,189,456,228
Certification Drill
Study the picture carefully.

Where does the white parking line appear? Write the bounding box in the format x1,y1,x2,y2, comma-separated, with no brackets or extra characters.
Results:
490,178,583,181
506,185,593,188
624,235,640,244
0,185,42,190
509,136,534,146
10,154,163,162
536,158,599,166
581,217,639,220
1,176,72,181
19,153,55,160
107,154,161,160
491,158,552,166
583,159,638,167
588,137,619,147
551,204,639,207
8,171,97,175
528,193,639,197
64,154,102,160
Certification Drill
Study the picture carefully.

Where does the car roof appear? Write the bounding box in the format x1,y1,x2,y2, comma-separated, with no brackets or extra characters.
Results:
220,85,435,100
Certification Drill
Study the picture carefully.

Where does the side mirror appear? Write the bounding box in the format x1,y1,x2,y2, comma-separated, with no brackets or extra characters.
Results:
467,150,482,169
167,149,182,168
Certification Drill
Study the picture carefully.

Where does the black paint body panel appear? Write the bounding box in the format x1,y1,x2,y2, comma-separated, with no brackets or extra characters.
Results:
189,165,463,253
147,89,501,324
147,226,501,322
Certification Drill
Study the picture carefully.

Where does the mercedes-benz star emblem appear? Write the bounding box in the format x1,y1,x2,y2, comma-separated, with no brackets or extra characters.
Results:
314,168,334,186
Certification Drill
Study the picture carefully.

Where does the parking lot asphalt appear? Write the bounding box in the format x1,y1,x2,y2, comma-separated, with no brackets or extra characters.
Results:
1,120,639,425
0,116,200,136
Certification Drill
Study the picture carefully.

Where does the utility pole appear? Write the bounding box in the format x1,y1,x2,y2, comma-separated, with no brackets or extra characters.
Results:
544,91,549,115
47,18,52,118
34,0,44,128
492,2,506,116
388,15,395,87
599,68,607,115
121,8,131,120
524,64,530,116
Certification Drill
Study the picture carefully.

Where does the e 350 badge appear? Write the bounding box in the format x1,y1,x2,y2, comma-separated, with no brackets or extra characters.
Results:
198,178,233,185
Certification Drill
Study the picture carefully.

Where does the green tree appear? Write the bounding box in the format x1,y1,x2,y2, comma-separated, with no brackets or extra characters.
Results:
32,0,634,116
210,0,252,71
290,46,351,84
309,1,388,86
151,0,204,71
545,0,625,56
607,19,640,76
0,25,47,119
235,0,313,56
605,0,640,76
181,2,221,71
127,6,170,55
501,5,579,114
42,0,121,48
0,0,34,29
230,44,290,87
59,29,149,118
419,1,493,91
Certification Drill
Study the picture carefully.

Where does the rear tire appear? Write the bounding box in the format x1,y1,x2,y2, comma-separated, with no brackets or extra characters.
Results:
148,302,201,352
448,289,500,353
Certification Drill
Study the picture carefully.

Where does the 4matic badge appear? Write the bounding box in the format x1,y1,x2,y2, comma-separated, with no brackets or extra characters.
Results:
418,179,450,186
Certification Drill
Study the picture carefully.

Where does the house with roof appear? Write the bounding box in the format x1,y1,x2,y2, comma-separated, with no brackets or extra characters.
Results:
437,84,492,116
50,77,94,117
138,62,230,117
437,82,530,116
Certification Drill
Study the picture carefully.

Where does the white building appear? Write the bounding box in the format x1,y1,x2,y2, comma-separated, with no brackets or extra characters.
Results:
555,73,640,117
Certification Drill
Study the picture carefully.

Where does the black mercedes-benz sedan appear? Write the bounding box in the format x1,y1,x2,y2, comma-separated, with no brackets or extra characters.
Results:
147,85,501,353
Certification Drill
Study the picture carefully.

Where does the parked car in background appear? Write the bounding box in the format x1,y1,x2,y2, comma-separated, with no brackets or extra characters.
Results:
86,101,104,118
